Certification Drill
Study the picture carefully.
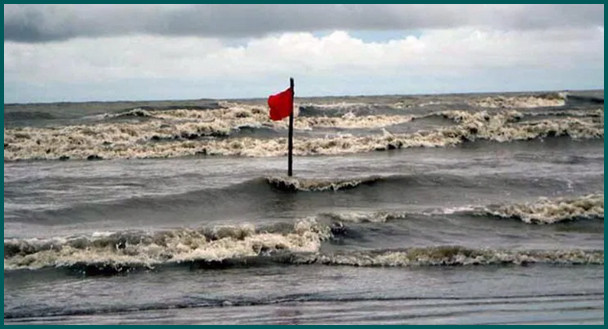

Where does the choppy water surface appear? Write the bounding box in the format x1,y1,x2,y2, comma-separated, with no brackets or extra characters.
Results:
4,90,604,324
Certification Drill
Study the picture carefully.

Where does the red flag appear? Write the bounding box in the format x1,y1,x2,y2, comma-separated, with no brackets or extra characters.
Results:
268,87,293,121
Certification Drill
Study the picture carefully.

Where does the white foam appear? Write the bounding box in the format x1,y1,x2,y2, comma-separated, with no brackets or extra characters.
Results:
483,194,604,224
266,176,382,192
4,108,603,161
4,219,331,271
471,94,567,108
320,210,409,223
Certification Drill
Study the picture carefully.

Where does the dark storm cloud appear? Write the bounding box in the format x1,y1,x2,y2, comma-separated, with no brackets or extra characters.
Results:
4,4,605,42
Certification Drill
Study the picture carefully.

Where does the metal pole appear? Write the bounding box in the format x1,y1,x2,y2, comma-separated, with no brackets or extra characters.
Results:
288,77,294,177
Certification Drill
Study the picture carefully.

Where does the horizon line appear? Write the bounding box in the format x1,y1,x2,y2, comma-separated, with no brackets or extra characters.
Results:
4,87,604,106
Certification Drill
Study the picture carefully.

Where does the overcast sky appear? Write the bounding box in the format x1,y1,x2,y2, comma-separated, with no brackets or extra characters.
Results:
4,4,604,103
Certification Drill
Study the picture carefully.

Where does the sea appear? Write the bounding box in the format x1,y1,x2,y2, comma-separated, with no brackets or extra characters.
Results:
3,90,604,324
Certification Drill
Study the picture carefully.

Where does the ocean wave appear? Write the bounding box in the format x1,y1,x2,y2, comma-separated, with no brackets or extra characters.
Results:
567,94,604,104
293,246,604,267
3,219,331,272
139,105,413,130
440,110,603,142
297,99,448,114
8,174,475,226
3,105,416,161
266,175,383,192
317,194,604,225
298,102,371,111
318,210,409,223
4,108,603,161
471,93,567,108
5,229,602,273
473,194,604,224
525,109,604,119
209,112,602,157
105,108,154,118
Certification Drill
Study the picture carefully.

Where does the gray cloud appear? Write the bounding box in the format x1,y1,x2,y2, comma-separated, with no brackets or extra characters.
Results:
4,4,604,42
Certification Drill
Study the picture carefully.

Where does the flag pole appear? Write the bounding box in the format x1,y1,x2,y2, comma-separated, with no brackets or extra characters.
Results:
288,77,294,177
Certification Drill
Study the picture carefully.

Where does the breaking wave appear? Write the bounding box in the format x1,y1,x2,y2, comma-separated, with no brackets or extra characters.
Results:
4,192,602,273
4,225,602,273
526,109,604,118
317,194,604,225
3,219,331,272
105,108,153,119
473,194,604,224
4,106,603,161
4,105,415,161
318,210,409,223
266,175,383,192
471,93,567,108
